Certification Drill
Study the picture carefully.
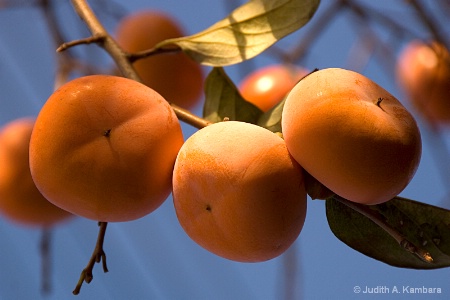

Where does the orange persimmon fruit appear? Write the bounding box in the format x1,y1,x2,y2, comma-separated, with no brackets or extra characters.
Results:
282,68,422,205
172,121,307,262
29,75,184,222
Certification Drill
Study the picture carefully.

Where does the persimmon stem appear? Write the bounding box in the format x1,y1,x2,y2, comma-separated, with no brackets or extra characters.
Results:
72,222,108,295
333,196,433,264
40,228,52,295
70,0,211,129
376,97,384,110
127,46,182,63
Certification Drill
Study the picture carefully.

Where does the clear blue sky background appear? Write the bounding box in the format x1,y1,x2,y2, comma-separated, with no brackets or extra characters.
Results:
1,0,450,299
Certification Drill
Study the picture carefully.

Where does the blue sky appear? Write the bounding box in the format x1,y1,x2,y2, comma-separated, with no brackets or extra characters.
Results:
1,0,450,299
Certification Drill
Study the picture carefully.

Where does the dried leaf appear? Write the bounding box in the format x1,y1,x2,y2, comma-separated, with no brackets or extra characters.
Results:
155,0,320,66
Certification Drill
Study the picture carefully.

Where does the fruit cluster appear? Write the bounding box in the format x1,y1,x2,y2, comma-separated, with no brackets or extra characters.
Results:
0,11,426,264
0,67,422,263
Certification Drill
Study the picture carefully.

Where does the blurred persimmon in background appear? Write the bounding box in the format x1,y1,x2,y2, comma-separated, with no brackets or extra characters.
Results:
115,10,204,109
396,40,450,126
0,117,73,228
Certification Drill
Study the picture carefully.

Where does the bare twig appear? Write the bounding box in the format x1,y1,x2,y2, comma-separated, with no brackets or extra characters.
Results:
342,0,417,39
280,243,302,300
407,0,449,49
437,0,450,17
278,0,344,64
40,228,52,295
127,45,182,63
73,222,109,295
334,196,433,264
343,0,398,75
57,35,104,52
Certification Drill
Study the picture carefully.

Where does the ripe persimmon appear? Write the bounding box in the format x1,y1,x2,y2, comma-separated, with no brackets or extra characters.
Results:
29,75,184,222
0,118,72,227
172,121,307,262
396,40,450,125
282,68,422,205
115,10,203,109
239,64,308,112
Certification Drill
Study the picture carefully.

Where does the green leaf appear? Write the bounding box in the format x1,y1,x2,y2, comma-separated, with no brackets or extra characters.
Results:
256,98,285,133
155,0,321,66
203,67,263,123
326,196,450,269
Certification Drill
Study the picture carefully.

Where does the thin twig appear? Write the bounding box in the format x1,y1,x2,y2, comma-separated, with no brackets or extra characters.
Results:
334,196,433,264
40,228,52,295
127,45,182,63
279,0,344,64
70,0,211,129
73,222,108,295
280,243,302,300
407,0,449,49
39,0,74,90
57,35,104,52
342,0,417,39
343,0,398,75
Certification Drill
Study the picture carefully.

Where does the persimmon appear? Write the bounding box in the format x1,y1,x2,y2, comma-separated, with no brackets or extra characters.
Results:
396,40,450,125
282,68,422,205
239,64,308,112
172,121,307,262
29,75,184,222
0,118,72,227
115,10,203,109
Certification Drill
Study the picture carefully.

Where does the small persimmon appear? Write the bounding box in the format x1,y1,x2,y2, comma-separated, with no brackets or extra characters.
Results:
0,118,72,227
396,40,450,125
172,121,307,262
115,10,203,109
282,68,422,205
239,64,308,112
29,75,184,222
